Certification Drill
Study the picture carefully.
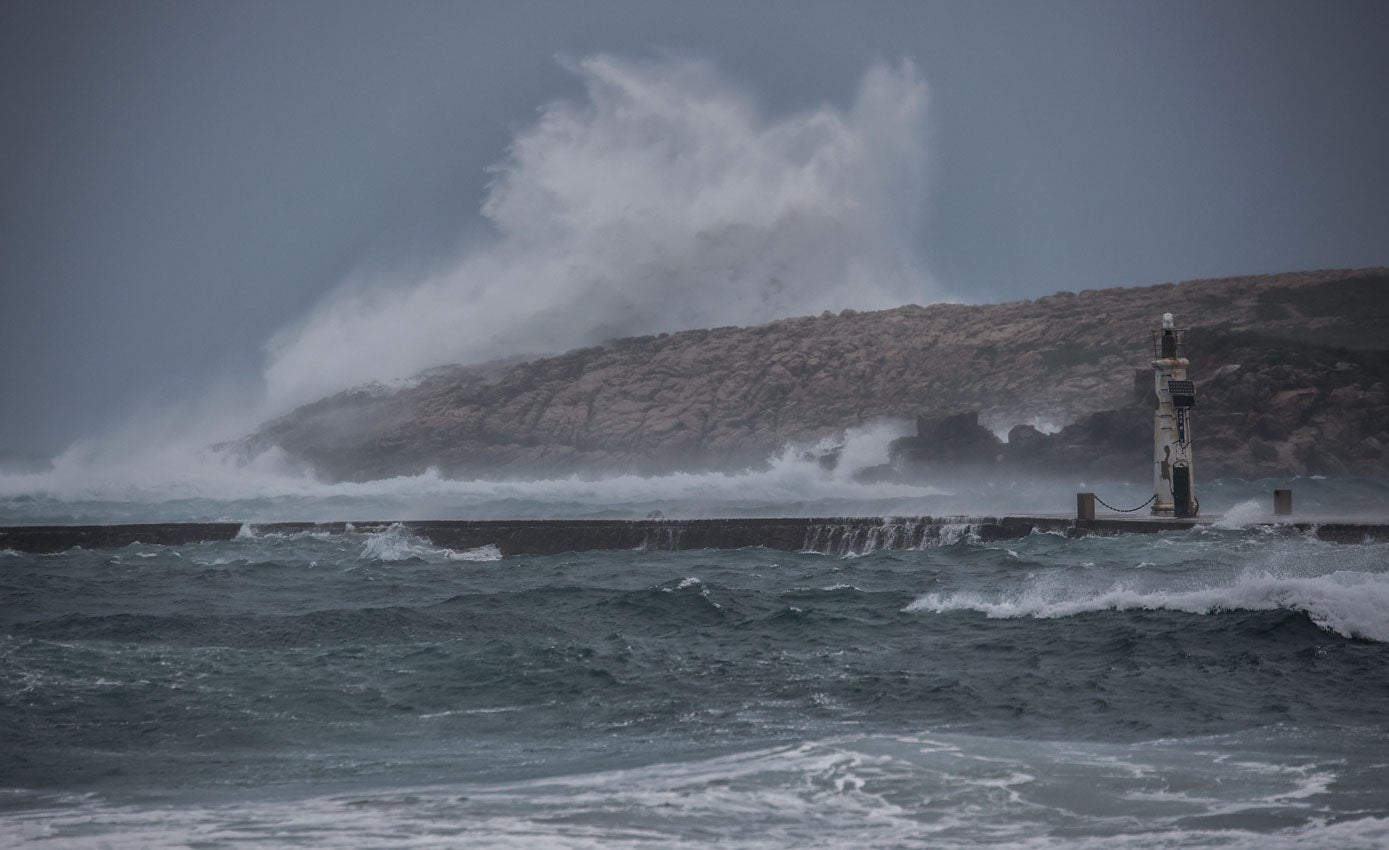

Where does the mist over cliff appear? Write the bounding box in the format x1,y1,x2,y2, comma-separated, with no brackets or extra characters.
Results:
235,268,1389,483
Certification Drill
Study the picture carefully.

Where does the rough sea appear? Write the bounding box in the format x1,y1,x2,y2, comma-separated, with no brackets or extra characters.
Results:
3,462,1388,849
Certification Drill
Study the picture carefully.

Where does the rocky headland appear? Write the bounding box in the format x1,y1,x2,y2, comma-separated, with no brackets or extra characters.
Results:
232,268,1389,482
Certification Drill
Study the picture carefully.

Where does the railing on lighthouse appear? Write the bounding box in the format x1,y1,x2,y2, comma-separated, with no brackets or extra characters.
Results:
1151,313,1198,517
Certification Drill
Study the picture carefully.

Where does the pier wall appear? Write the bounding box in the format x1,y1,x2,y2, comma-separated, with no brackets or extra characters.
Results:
3,515,1387,556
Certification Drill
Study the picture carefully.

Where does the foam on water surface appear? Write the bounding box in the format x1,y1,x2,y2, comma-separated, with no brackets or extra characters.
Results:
4,732,1386,849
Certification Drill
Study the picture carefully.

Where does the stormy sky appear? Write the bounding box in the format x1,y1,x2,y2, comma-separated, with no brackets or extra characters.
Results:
3,0,1387,456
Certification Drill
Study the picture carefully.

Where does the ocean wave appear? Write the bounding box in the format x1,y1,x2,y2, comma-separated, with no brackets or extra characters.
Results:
5,733,1386,849
662,576,704,592
1211,498,1270,530
357,524,501,563
205,522,502,563
906,567,1389,642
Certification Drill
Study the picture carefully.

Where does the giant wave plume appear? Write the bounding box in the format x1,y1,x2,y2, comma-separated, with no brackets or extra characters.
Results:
7,54,946,501
262,53,942,414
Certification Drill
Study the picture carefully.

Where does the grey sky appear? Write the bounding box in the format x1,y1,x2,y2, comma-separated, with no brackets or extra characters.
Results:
3,0,1387,455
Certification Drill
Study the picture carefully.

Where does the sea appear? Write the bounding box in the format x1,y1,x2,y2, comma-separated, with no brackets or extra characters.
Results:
3,457,1389,848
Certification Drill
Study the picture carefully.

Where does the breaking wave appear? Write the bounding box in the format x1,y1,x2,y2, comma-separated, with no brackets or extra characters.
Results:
1212,498,1269,529
908,563,1389,642
357,524,500,562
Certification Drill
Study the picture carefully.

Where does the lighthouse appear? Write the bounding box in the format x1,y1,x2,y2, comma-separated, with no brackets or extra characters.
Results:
1151,313,1198,517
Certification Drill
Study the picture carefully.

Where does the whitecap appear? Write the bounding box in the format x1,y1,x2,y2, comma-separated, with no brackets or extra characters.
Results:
1212,498,1269,530
357,524,499,563
906,567,1389,642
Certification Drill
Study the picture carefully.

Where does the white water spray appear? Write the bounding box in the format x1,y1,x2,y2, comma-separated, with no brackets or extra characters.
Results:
263,54,941,411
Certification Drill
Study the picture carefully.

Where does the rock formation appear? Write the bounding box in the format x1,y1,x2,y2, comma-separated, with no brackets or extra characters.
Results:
232,268,1389,481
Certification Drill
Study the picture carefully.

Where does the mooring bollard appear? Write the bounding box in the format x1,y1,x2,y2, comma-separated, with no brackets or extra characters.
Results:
1077,492,1096,522
1274,489,1293,516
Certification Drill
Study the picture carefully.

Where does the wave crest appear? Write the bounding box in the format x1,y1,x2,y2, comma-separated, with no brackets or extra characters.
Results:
907,567,1389,642
358,524,501,563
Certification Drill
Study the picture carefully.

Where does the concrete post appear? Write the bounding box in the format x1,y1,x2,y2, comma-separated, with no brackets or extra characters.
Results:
1274,489,1293,516
1077,492,1096,522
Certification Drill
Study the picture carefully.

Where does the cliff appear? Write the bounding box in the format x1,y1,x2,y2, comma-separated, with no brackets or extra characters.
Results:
234,268,1389,481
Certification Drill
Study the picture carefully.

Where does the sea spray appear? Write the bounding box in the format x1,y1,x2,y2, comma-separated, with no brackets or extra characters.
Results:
0,423,950,524
263,56,941,411
1213,498,1269,529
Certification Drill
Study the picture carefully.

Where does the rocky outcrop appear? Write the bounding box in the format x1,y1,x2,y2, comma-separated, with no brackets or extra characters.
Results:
888,412,1006,471
233,268,1389,481
875,326,1389,482
1181,329,1389,478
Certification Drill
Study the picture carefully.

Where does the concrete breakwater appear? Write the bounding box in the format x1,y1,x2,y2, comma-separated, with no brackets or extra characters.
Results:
3,515,1387,556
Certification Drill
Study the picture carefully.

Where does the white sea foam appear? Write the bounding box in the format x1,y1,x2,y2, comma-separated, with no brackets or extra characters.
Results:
453,544,503,561
4,733,1383,849
357,524,501,562
907,565,1389,642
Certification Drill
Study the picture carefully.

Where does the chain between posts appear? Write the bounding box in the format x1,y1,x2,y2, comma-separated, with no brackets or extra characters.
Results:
1093,493,1156,513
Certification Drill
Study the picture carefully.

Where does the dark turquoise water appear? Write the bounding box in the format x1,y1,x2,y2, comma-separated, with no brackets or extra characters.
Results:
4,505,1389,847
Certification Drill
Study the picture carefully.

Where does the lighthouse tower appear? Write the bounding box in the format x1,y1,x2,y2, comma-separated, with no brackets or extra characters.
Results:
1151,313,1198,517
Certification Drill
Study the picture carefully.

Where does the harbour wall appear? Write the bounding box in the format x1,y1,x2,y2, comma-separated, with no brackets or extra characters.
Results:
3,515,1387,556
